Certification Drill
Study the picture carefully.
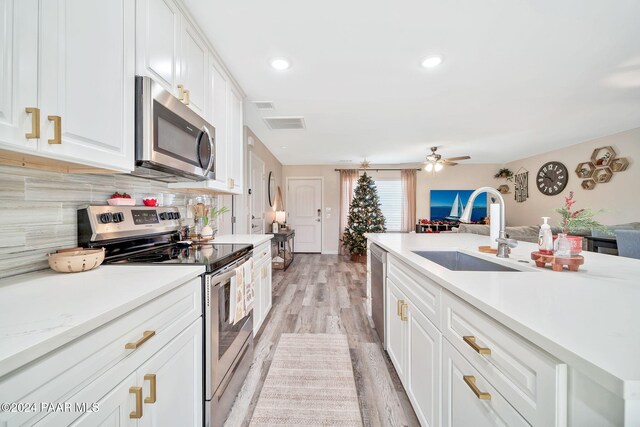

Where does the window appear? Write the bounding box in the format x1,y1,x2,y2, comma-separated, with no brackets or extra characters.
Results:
374,178,402,232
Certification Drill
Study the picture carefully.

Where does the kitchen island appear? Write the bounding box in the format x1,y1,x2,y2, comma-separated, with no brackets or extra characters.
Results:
367,232,640,427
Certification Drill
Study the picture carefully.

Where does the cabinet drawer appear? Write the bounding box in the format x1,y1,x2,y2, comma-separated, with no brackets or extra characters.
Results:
388,254,441,328
0,278,201,427
442,290,566,426
443,339,529,427
253,241,271,266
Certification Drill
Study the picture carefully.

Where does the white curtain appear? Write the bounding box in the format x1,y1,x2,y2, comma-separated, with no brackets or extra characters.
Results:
401,169,417,233
339,169,359,255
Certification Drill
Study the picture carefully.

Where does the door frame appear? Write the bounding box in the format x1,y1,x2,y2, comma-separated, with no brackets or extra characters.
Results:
285,176,324,253
249,151,266,234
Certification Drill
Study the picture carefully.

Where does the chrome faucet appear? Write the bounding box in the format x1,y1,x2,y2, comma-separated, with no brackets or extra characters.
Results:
459,187,518,258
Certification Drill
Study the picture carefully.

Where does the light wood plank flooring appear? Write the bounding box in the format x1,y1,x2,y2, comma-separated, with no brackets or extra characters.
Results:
225,254,420,427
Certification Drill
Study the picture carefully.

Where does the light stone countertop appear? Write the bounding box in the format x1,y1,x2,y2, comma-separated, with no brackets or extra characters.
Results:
366,232,640,400
0,264,205,378
214,234,274,247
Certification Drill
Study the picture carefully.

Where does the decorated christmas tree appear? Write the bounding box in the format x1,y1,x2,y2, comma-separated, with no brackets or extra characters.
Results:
343,173,386,256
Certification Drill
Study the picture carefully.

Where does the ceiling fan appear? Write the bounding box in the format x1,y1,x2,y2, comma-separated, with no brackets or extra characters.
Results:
424,147,471,172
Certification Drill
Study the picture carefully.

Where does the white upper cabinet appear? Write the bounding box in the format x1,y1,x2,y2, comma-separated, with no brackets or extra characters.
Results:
179,19,207,117
137,0,207,117
0,0,135,172
136,0,181,94
0,0,39,153
208,58,229,186
228,88,244,192
38,0,135,172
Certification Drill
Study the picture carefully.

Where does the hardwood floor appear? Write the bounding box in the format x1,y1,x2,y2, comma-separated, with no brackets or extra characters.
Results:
225,254,420,427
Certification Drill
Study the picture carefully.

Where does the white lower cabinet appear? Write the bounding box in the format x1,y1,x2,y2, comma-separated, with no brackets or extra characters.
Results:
261,261,273,318
0,278,203,427
383,254,567,427
386,277,440,427
138,319,202,426
67,373,137,427
252,241,273,336
385,278,406,379
442,339,529,427
406,296,441,427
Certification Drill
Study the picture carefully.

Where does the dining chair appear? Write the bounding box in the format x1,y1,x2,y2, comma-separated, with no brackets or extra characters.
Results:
615,230,640,260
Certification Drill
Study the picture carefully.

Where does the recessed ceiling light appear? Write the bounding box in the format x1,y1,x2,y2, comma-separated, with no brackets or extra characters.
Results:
280,146,288,149
421,55,444,69
270,57,291,71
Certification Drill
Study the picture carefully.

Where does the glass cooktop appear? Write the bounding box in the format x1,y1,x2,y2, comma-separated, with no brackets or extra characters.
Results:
106,243,253,273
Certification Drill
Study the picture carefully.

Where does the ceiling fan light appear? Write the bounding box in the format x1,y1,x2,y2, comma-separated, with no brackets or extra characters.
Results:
425,163,434,172
435,163,444,172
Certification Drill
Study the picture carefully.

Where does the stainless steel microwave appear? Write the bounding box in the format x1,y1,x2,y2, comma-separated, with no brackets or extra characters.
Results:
132,76,215,182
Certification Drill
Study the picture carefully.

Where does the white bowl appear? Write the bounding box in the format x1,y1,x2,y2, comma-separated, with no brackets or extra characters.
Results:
107,198,136,206
48,248,105,273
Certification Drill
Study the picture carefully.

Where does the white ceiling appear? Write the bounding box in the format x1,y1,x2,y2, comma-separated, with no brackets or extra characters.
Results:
184,0,640,165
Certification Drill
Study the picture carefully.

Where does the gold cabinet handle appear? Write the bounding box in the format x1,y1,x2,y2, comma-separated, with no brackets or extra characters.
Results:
397,299,404,316
129,386,143,419
400,302,408,321
184,89,190,105
177,84,185,101
144,374,157,404
463,336,491,355
47,115,61,144
25,107,40,139
228,178,235,189
125,330,156,349
463,375,491,400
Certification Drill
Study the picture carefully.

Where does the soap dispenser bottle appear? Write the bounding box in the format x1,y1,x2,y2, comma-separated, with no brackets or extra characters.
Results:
538,217,553,255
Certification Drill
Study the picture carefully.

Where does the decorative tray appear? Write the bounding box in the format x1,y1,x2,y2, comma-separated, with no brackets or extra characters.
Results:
530,251,584,272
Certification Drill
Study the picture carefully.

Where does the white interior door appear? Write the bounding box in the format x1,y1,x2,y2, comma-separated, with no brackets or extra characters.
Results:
249,152,265,234
287,178,322,253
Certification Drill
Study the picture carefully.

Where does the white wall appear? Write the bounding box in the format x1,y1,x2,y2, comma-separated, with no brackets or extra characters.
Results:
505,127,640,226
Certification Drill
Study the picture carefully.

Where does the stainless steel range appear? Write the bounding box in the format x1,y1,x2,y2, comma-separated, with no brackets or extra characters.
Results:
78,205,254,427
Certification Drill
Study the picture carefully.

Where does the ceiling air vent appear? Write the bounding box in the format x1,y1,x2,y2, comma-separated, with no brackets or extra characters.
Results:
252,101,275,110
263,116,306,130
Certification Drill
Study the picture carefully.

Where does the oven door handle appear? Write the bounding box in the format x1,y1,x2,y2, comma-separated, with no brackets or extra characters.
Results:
209,259,251,288
210,269,236,288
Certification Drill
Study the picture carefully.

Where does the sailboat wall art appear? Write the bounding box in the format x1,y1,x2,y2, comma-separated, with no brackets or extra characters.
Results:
429,190,487,222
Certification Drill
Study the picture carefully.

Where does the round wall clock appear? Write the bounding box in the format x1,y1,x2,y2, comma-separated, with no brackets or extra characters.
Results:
536,161,568,195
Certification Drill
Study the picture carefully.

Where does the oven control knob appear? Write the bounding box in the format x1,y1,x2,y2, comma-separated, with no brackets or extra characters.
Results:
112,212,124,223
168,212,176,220
159,212,167,221
174,212,181,220
99,213,113,224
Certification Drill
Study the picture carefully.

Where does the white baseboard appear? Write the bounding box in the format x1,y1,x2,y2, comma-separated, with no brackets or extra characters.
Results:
322,250,339,255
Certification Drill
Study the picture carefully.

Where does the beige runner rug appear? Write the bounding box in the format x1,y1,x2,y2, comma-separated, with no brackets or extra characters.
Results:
249,333,364,426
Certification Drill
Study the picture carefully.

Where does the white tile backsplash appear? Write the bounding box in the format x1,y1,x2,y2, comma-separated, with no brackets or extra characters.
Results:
0,164,217,279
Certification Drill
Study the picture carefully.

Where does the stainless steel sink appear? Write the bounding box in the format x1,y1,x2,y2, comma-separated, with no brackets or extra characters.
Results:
412,251,521,272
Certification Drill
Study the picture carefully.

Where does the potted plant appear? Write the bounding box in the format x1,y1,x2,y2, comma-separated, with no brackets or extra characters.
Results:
201,206,230,239
494,168,514,181
554,191,608,255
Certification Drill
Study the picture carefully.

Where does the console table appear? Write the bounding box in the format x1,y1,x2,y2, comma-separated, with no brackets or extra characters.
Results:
271,229,295,271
